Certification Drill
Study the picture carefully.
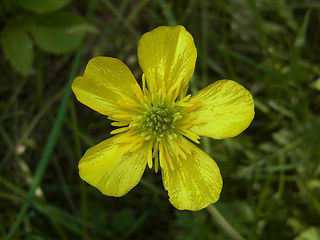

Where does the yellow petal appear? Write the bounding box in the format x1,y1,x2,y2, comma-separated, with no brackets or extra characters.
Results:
72,57,143,118
189,80,255,139
78,133,148,197
138,26,197,98
161,137,222,211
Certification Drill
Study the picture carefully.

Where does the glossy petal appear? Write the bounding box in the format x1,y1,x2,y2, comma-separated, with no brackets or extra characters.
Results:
79,133,148,196
162,138,222,211
189,80,255,139
138,26,197,95
72,57,142,117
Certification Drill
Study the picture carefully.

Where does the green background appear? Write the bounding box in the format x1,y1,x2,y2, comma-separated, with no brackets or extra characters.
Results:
1,0,320,239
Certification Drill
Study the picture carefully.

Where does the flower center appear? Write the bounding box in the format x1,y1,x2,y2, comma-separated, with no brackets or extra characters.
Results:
145,105,176,132
138,95,182,141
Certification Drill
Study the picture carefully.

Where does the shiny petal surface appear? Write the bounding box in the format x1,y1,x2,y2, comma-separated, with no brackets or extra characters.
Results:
162,138,222,211
189,80,255,139
138,26,197,95
79,133,148,197
72,57,142,118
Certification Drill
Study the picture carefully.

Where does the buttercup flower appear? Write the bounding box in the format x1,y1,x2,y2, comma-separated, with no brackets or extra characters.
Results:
72,25,254,211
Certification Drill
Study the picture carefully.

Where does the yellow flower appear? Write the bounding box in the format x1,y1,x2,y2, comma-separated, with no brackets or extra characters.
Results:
72,26,254,211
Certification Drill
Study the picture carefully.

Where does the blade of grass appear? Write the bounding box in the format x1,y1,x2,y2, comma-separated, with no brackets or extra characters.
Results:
5,47,83,240
114,0,131,30
0,125,15,170
277,153,286,196
221,12,238,81
200,0,208,84
227,49,279,79
248,0,270,51
260,1,320,11
207,205,245,240
200,136,245,240
23,90,63,140
0,191,83,236
290,10,311,75
5,1,97,239
101,0,140,40
126,0,151,24
181,0,197,23
69,101,89,239
1,175,113,237
120,207,154,239
0,176,81,236
140,179,166,196
156,0,177,26
65,118,96,146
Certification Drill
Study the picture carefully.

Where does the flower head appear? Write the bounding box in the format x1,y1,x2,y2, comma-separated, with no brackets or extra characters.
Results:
72,26,254,211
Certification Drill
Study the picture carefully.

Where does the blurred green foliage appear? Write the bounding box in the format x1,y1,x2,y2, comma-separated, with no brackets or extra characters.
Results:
1,0,320,239
1,0,94,76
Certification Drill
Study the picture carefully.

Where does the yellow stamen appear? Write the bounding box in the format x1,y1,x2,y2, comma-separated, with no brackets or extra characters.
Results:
179,83,189,99
175,102,194,107
176,138,192,155
129,141,144,152
111,113,133,121
117,99,140,111
167,138,187,159
120,94,140,105
178,123,194,130
152,141,159,158
158,141,168,170
147,142,153,169
159,79,166,96
132,83,144,100
142,74,147,93
163,142,174,170
179,129,200,143
114,132,144,144
175,94,191,106
152,92,160,106
111,121,130,127
154,152,159,173
110,127,130,134
176,145,187,159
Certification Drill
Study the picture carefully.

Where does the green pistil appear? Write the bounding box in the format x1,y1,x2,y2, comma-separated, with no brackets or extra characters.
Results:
140,103,181,141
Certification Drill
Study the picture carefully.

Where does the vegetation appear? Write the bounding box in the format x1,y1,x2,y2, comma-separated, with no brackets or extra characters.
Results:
1,0,320,239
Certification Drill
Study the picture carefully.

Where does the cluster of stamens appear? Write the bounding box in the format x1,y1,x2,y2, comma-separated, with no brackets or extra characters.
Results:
138,95,182,141
112,87,202,171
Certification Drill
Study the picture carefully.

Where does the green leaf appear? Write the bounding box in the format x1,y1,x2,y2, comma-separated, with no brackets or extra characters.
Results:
294,227,320,240
1,19,34,76
66,24,99,35
311,78,320,91
26,13,87,54
14,0,71,14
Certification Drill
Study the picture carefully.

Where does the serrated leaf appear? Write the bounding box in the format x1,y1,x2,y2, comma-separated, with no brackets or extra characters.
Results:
1,20,34,76
26,13,86,54
14,0,71,14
